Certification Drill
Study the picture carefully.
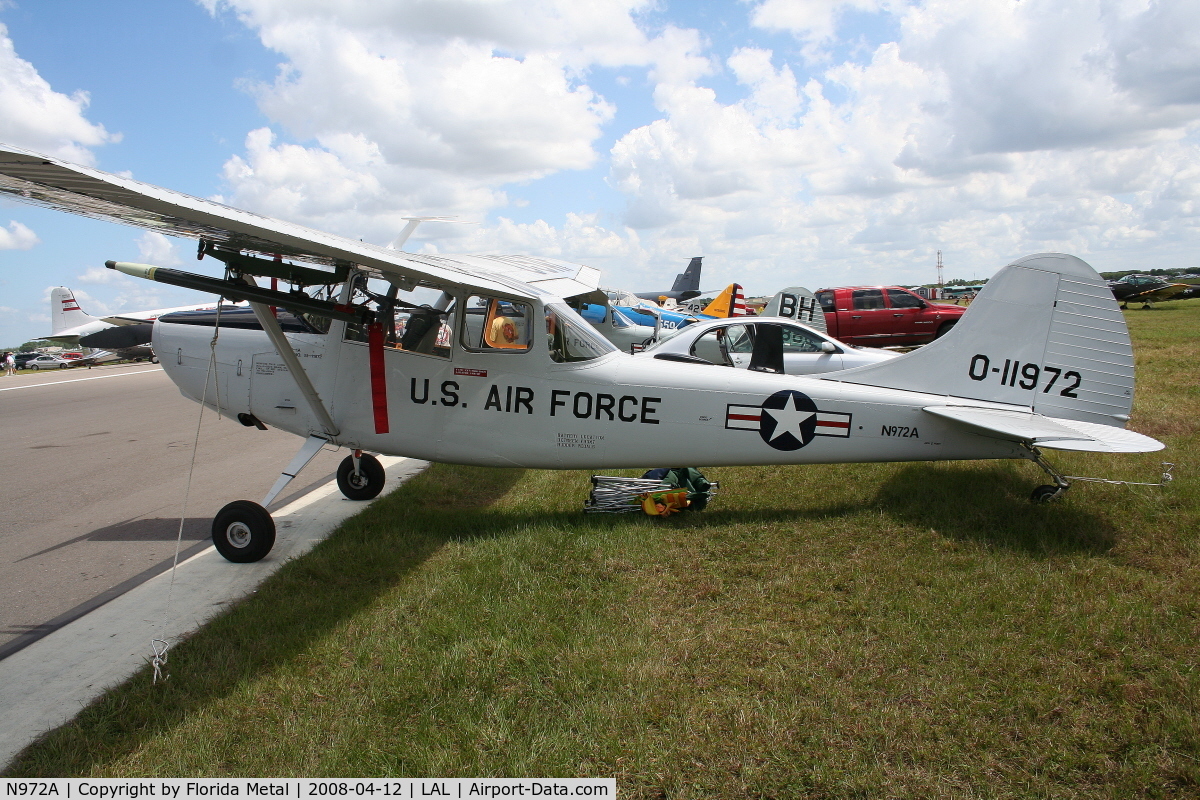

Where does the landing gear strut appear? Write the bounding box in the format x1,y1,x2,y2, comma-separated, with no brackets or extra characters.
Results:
1022,445,1175,503
1024,445,1071,503
337,450,386,500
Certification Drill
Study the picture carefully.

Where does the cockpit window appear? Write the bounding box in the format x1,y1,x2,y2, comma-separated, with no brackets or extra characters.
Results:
343,274,456,358
545,303,617,363
462,296,533,352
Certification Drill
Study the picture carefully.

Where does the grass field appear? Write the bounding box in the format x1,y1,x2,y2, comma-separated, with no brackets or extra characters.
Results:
5,301,1198,797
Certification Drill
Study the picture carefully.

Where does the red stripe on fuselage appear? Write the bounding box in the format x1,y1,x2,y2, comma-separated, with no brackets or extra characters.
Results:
368,322,389,434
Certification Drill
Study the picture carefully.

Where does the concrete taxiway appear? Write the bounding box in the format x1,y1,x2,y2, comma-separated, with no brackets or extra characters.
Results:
0,453,427,770
0,363,349,658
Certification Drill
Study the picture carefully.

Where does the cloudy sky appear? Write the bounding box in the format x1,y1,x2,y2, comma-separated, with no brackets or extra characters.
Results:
2,0,1199,345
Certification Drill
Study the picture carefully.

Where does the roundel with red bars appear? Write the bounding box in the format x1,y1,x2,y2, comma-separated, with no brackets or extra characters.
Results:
724,390,853,451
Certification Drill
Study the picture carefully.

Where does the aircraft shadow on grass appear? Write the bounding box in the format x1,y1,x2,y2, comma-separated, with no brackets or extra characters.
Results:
6,464,1113,775
872,462,1118,555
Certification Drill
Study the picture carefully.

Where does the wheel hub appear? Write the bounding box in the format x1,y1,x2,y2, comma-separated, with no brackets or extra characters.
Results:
225,521,253,548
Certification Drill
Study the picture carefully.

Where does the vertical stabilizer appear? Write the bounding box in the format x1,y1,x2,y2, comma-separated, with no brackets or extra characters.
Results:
50,287,101,334
763,286,827,333
823,254,1135,427
702,283,749,317
670,257,703,294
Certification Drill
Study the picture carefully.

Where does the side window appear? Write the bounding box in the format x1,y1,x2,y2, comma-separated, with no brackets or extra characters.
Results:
779,325,827,353
852,289,885,310
690,328,732,365
545,304,617,362
343,274,456,359
462,296,533,352
887,288,924,309
609,308,636,329
816,290,835,312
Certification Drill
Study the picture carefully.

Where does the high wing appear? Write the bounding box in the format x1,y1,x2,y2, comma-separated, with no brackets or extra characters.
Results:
923,406,1163,453
0,144,599,300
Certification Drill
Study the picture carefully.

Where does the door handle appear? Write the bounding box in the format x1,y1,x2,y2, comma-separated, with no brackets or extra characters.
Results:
851,315,862,319
894,313,903,317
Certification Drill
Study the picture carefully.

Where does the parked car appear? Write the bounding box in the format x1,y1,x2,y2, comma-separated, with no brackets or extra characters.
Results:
636,316,901,375
13,352,43,368
814,285,965,346
23,354,72,370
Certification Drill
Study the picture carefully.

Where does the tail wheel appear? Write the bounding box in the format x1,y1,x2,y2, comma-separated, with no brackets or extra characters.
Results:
337,454,386,500
212,500,276,562
1030,484,1067,503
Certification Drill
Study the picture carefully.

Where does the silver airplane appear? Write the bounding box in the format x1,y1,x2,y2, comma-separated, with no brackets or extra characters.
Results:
0,144,1164,564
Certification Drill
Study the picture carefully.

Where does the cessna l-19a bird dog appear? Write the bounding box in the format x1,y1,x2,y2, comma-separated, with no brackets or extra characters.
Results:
0,144,1164,563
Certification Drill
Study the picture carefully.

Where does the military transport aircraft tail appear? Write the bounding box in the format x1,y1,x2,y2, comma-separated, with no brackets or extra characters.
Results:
823,253,1136,429
671,256,703,295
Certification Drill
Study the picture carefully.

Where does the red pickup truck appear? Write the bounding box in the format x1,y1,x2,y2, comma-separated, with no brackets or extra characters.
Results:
814,286,965,346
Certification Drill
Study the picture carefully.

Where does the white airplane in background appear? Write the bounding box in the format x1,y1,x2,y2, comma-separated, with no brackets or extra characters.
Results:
43,287,234,361
0,143,1166,567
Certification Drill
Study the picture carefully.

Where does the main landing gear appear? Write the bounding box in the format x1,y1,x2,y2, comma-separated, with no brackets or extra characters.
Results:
210,438,387,563
212,500,276,563
337,451,386,500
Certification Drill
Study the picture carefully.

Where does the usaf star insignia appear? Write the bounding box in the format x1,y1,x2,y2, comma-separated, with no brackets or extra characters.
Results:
725,390,852,450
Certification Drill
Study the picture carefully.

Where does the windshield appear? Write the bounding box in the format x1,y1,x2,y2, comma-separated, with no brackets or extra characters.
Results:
545,303,618,362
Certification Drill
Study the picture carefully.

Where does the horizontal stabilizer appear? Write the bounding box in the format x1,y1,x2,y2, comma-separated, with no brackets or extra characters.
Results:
924,406,1164,453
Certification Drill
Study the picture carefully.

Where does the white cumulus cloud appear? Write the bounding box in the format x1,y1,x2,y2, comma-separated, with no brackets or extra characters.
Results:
600,0,1200,288
136,231,184,267
0,220,38,250
0,22,117,163
203,0,660,239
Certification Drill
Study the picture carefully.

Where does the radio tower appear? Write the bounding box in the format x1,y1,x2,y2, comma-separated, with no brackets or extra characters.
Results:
936,250,944,288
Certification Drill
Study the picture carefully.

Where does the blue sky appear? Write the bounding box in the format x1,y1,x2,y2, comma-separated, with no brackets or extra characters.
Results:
3,0,1200,345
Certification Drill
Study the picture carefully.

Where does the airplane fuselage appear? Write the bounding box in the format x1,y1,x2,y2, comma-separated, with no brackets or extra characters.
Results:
155,310,1026,471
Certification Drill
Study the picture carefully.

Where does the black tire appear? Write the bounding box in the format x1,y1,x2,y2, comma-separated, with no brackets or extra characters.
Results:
1030,484,1065,503
212,500,276,562
29,365,38,370
934,321,957,339
337,454,386,500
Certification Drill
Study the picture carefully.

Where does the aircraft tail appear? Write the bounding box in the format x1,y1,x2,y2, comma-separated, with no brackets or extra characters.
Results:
703,283,749,318
50,287,101,334
763,286,827,333
670,257,703,294
823,254,1136,428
